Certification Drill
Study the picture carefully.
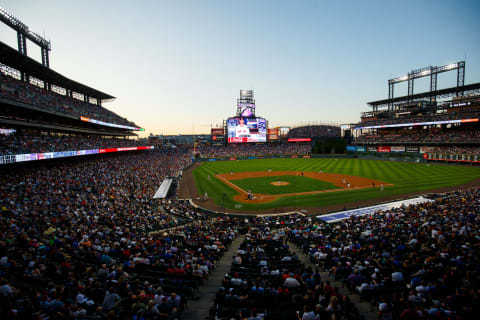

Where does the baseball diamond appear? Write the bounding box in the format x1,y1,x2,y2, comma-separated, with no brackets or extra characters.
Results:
179,158,480,214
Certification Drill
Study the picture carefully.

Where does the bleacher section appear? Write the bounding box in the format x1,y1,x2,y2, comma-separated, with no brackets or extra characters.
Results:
0,72,137,128
208,229,360,320
287,125,340,139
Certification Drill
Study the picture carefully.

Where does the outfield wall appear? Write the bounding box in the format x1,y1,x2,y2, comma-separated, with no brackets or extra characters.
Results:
195,153,426,163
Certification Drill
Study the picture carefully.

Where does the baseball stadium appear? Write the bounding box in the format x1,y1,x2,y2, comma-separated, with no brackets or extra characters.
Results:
1,3,480,320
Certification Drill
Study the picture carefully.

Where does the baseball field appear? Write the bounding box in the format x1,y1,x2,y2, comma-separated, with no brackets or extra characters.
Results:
180,158,480,214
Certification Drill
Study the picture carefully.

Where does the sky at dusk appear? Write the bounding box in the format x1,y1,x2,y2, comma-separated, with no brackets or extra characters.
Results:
1,0,479,136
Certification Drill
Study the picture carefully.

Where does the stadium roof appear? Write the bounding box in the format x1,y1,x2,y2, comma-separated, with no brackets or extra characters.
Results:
0,41,115,101
367,83,480,108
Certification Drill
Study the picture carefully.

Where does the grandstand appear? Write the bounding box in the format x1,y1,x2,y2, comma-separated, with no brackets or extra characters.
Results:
351,61,480,162
287,124,341,139
0,9,151,165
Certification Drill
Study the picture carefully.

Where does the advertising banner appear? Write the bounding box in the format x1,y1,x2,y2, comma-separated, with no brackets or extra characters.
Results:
288,138,311,142
406,146,419,153
377,146,391,153
420,146,434,153
391,146,405,152
356,146,366,152
5,146,153,165
211,128,224,135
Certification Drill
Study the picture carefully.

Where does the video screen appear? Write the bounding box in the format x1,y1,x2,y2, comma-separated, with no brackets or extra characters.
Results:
227,117,267,143
239,103,255,117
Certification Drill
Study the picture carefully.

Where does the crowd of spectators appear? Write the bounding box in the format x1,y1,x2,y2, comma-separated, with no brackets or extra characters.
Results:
428,146,480,156
211,226,360,320
359,109,480,128
290,188,480,319
354,126,480,144
198,144,311,158
0,149,239,319
287,126,340,139
1,123,479,319
0,131,151,155
0,72,137,128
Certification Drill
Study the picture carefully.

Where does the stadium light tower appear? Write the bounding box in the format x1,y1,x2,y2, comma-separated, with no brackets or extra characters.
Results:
387,61,465,110
0,6,51,67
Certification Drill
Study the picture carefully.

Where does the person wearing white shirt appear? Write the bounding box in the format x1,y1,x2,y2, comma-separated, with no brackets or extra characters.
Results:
235,118,250,137
284,276,300,288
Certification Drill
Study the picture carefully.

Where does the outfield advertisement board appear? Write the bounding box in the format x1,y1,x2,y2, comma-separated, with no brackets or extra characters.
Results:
211,128,224,135
267,128,279,140
391,146,405,152
377,146,391,153
211,128,225,145
356,146,366,152
420,146,434,153
406,146,419,153
196,154,314,162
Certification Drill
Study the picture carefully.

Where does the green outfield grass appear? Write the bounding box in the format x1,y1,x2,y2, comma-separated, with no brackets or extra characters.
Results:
192,158,480,211
231,175,339,195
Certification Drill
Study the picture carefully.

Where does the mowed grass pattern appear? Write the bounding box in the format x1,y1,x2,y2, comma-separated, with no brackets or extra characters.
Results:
231,175,339,195
192,158,480,210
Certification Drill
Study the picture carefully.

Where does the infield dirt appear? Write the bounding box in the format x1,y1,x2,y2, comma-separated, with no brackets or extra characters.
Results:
215,171,391,204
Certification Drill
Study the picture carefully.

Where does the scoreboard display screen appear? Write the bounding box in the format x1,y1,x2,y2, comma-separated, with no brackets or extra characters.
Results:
227,117,267,143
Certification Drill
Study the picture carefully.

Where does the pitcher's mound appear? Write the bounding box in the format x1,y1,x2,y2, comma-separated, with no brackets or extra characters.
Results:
270,181,289,186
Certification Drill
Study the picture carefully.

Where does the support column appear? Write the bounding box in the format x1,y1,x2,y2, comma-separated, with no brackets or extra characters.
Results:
430,69,437,103
407,73,414,100
457,62,465,96
388,80,394,111
17,32,28,81
17,32,27,55
41,48,50,67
